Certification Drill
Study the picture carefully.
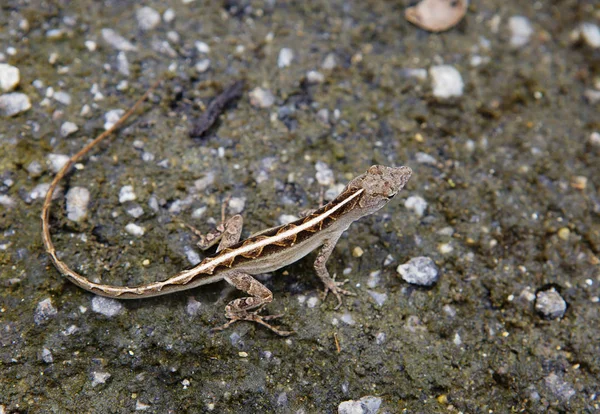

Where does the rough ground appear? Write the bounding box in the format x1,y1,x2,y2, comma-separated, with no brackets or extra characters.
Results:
1,1,599,413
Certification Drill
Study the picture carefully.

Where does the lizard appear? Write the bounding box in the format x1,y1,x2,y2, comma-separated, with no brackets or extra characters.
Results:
41,82,413,336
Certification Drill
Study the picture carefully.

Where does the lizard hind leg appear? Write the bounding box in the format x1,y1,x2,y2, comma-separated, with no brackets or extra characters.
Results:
212,271,294,336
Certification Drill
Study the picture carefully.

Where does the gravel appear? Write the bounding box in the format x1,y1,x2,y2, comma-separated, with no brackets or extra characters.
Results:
119,185,136,203
508,16,533,47
125,223,145,236
338,396,382,414
101,28,137,51
60,121,79,137
277,48,294,68
104,109,125,130
136,6,161,31
65,186,90,222
0,63,20,91
47,153,70,173
91,371,111,387
535,288,567,319
91,296,123,317
429,65,464,98
0,92,31,116
404,195,428,217
397,256,439,286
579,22,600,48
249,87,275,108
195,59,211,73
34,298,58,325
315,161,334,186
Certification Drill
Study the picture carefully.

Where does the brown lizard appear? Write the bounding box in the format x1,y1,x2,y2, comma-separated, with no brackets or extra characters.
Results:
41,83,412,335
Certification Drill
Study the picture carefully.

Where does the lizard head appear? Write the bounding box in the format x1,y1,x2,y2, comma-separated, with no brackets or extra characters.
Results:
346,165,412,216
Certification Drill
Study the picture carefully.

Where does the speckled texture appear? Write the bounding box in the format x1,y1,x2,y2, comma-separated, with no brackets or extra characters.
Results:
1,1,599,413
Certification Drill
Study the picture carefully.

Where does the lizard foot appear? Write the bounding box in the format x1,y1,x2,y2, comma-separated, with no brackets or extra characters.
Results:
212,312,294,336
321,276,356,310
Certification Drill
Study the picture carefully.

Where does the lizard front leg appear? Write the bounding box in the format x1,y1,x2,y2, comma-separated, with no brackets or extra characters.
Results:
212,271,294,336
314,235,356,309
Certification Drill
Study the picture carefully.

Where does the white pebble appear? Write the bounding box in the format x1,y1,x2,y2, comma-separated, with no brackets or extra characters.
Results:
306,70,324,83
404,195,428,217
184,246,201,266
340,313,355,325
0,92,31,116
53,91,71,105
191,206,207,219
41,348,54,363
47,153,70,173
91,371,111,387
84,40,97,51
228,197,246,214
338,396,382,414
249,87,275,108
34,298,57,325
367,270,381,288
415,152,437,165
429,65,464,98
535,288,567,319
125,223,145,236
136,6,161,31
60,121,79,137
438,242,453,254
590,132,600,146
101,28,138,51
0,195,16,208
104,109,125,130
0,63,20,91
307,296,319,308
580,22,600,48
322,53,337,70
195,59,211,73
279,214,299,225
324,183,345,201
277,48,294,68
66,187,90,222
117,52,130,76
186,296,202,316
368,290,387,306
315,161,334,186
401,68,428,80
163,8,176,23
397,256,439,286
509,16,533,47
126,205,144,218
92,296,123,317
119,185,136,203
195,41,210,53
30,183,52,200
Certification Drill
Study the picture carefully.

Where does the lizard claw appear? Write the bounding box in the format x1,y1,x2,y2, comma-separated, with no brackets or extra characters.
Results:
321,277,356,309
213,312,294,336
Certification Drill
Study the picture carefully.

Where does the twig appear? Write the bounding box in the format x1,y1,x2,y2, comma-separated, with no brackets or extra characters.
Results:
189,80,245,138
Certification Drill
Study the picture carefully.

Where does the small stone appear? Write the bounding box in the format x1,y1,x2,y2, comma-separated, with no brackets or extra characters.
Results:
194,172,215,192
126,205,144,218
279,214,299,225
315,161,334,186
0,195,16,209
163,8,176,23
125,223,145,237
195,41,210,53
509,16,533,47
429,65,464,98
195,59,211,73
119,185,136,203
66,187,90,222
535,288,567,319
91,371,111,387
404,195,427,217
579,23,600,48
322,53,337,70
317,108,329,124
367,270,381,288
405,0,467,32
368,291,387,306
135,401,151,411
352,246,364,258
30,183,61,201
0,92,31,116
34,298,58,325
338,396,382,414
401,68,428,80
41,348,53,363
54,91,71,105
228,197,246,214
104,109,125,130
184,245,201,265
102,28,138,51
544,373,575,403
84,40,97,51
92,296,123,317
415,152,437,164
249,87,275,108
571,175,587,190
306,70,325,83
186,296,202,316
397,256,439,286
438,242,453,254
557,227,570,241
136,6,161,31
375,332,386,345
60,121,79,137
340,313,355,325
0,63,20,91
117,52,129,76
590,132,600,146
47,153,70,173
278,48,294,68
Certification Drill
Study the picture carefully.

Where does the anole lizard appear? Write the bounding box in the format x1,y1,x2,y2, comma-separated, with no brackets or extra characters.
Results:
41,83,413,335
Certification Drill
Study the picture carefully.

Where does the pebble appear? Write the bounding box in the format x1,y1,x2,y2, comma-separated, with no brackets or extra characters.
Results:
117,52,129,76
84,40,97,51
401,68,428,80
30,183,54,201
184,246,201,266
194,172,215,192
41,348,54,363
249,87,275,108
429,65,464,98
228,197,246,214
508,16,533,47
195,59,211,73
415,152,437,165
325,184,345,201
352,246,364,258
60,121,79,137
65,187,90,222
578,23,600,48
34,298,58,325
404,195,427,217
397,256,439,286
438,242,453,254
375,332,386,345
368,291,387,306
136,6,161,31
315,161,334,186
186,296,202,316
135,401,151,411
119,185,136,203
590,132,600,146
0,63,20,91
191,206,207,219
367,270,381,288
195,41,210,54
92,296,123,317
0,92,31,116
544,373,575,403
279,214,299,225
53,91,71,105
322,53,337,70
125,223,145,237
104,109,125,130
101,28,138,51
47,153,70,173
404,0,467,32
0,195,16,208
163,8,176,23
91,371,111,387
126,204,144,218
338,396,382,414
340,313,355,325
306,70,325,83
277,48,294,68
535,288,567,319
